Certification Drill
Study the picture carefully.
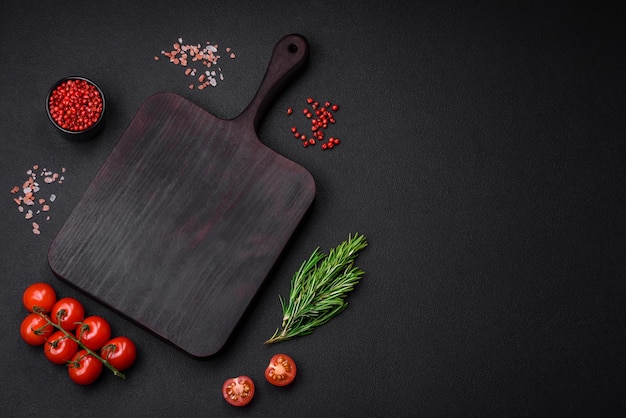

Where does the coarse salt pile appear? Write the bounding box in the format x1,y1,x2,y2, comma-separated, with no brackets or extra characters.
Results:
10,165,66,235
154,37,236,91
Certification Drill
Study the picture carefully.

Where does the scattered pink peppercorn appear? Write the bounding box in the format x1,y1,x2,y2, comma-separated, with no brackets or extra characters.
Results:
286,97,342,151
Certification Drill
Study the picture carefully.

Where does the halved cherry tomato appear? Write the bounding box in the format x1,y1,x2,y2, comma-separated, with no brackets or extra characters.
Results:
100,336,137,371
68,350,103,385
222,376,255,406
265,353,297,386
23,282,57,313
76,316,111,351
20,313,53,346
44,330,79,364
50,297,85,331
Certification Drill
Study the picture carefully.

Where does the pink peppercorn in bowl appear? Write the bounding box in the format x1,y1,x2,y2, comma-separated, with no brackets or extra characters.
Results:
46,76,106,141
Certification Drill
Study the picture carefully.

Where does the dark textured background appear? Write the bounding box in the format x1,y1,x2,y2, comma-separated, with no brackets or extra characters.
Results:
1,1,625,416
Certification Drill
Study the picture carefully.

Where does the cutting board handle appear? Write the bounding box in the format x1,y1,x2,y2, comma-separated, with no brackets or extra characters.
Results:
236,34,309,132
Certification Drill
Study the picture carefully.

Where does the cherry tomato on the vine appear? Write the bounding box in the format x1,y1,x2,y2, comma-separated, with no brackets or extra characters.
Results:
222,376,255,406
50,297,85,331
20,313,53,346
100,336,136,371
44,330,79,364
76,316,111,351
68,350,103,385
23,282,57,313
264,353,297,386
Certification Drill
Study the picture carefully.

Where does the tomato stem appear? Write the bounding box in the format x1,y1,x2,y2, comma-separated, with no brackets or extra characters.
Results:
34,308,126,379
33,322,51,335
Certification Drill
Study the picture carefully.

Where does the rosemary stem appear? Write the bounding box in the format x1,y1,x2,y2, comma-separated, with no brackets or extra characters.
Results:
265,233,367,344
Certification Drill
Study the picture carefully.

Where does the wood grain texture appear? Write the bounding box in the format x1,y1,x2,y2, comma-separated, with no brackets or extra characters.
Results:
48,35,314,358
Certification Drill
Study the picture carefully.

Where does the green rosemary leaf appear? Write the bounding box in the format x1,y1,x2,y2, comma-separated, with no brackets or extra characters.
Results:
265,233,367,344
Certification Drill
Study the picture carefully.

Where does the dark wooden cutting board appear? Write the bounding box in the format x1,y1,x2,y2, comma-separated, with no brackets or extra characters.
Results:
48,34,315,358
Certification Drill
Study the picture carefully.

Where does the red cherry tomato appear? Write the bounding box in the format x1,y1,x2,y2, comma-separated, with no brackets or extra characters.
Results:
222,376,255,406
44,330,79,364
100,336,137,371
76,316,111,351
20,313,53,346
23,282,57,313
68,350,103,385
264,353,297,386
50,297,85,331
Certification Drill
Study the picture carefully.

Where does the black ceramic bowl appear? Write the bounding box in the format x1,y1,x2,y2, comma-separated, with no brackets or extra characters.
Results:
46,76,106,141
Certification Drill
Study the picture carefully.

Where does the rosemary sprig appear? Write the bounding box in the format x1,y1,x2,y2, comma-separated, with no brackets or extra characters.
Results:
265,233,367,344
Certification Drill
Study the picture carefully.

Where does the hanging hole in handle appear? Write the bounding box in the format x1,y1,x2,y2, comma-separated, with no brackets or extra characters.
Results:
288,43,298,53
